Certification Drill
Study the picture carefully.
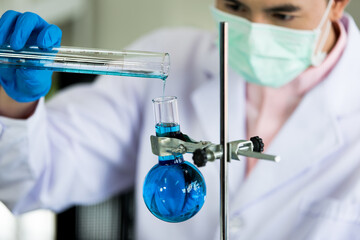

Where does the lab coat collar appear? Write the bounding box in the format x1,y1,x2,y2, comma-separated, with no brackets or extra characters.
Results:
230,82,343,215
192,65,343,215
321,14,360,117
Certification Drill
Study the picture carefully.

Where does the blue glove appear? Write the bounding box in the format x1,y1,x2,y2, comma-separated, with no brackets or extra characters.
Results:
0,10,62,102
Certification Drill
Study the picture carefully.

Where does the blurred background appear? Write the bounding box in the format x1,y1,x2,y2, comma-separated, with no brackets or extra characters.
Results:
0,0,359,239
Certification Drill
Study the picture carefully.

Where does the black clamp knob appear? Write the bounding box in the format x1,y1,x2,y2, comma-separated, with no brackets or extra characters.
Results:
193,149,208,167
250,136,264,153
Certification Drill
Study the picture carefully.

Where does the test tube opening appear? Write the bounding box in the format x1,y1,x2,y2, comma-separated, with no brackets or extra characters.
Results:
152,96,179,125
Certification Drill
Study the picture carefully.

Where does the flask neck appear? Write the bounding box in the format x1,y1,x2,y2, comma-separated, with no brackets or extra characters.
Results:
156,123,184,165
158,155,184,165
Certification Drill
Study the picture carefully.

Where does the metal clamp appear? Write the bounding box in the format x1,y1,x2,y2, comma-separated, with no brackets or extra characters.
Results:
150,135,280,167
150,135,212,156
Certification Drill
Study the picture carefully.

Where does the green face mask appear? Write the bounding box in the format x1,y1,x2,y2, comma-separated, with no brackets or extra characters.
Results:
210,0,333,88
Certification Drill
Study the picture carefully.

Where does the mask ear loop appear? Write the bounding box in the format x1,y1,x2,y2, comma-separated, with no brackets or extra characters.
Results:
318,0,334,29
312,21,332,66
311,0,334,66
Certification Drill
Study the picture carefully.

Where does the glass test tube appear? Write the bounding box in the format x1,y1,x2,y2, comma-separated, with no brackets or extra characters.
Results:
153,96,182,162
0,45,170,80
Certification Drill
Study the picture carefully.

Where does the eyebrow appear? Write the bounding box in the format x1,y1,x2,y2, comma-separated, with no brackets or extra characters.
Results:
224,0,247,7
264,4,301,13
224,0,239,3
224,0,301,13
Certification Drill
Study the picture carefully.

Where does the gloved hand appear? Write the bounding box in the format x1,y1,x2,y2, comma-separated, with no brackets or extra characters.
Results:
0,10,62,102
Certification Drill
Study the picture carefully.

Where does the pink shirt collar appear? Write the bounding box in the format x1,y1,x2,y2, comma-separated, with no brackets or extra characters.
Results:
245,21,347,176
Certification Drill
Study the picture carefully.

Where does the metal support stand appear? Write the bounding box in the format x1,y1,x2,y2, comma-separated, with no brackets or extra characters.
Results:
219,22,229,240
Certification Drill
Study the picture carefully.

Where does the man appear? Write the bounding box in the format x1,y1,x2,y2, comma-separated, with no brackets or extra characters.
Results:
0,0,357,239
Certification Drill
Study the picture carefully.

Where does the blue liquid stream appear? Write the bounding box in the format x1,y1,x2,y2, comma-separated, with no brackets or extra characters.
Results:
143,123,206,222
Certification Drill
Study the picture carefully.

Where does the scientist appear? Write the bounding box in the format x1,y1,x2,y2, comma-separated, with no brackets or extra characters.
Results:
0,0,358,239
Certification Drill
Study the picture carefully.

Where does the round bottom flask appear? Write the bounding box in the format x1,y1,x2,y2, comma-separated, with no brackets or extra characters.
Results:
143,97,206,223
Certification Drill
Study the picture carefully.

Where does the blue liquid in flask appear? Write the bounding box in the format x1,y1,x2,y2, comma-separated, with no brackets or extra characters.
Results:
143,123,206,222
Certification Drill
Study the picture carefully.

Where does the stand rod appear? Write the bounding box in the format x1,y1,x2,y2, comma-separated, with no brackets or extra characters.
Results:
219,21,229,240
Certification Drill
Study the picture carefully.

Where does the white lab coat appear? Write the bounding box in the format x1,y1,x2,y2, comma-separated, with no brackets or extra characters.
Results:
1,14,360,240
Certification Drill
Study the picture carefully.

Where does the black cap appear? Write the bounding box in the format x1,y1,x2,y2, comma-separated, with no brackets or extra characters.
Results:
193,149,208,167
250,136,264,153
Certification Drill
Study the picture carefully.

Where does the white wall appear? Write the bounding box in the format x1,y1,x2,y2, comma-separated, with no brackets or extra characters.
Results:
90,0,215,49
73,0,360,50
347,0,360,25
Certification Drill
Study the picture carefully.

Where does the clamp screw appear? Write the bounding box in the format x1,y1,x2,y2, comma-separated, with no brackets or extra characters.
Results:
250,136,264,153
193,149,208,167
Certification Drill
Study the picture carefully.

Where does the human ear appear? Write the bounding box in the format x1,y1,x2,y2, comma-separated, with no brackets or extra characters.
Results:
329,0,350,21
